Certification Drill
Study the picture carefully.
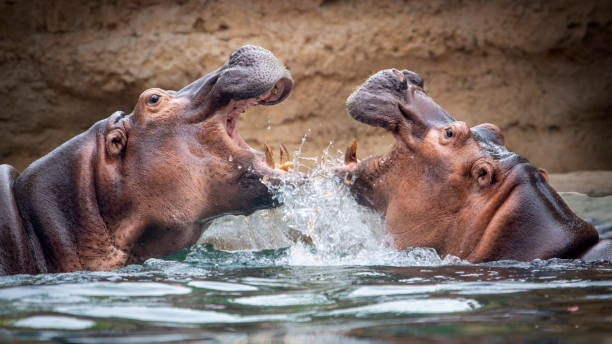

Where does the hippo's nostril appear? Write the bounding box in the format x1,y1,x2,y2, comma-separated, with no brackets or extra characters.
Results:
403,70,424,89
392,69,404,83
391,69,408,91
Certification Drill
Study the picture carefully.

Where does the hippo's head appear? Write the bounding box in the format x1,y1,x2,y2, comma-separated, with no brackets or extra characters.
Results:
13,45,295,271
98,45,295,262
336,69,598,262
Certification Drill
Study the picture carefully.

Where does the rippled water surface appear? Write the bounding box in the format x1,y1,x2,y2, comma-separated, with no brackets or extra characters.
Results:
1,148,611,343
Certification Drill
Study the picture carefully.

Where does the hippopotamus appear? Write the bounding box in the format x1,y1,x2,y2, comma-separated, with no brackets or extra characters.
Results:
336,69,611,262
0,45,294,275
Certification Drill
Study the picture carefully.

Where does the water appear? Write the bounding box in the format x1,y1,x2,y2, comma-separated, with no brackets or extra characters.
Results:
1,147,611,343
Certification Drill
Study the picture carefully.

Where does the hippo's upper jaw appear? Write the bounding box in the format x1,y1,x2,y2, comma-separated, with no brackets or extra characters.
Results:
346,69,453,142
337,68,601,263
7,45,295,274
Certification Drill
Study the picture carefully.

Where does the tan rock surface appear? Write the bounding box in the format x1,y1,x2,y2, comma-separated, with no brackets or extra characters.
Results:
1,0,611,172
550,171,612,196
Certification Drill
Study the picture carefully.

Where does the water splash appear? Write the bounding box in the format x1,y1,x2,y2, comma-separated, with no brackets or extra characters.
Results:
201,143,458,266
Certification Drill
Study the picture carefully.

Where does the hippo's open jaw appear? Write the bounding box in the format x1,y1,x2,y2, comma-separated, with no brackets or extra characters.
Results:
224,81,284,142
178,44,295,176
223,97,257,142
335,69,454,177
217,80,294,175
175,44,293,173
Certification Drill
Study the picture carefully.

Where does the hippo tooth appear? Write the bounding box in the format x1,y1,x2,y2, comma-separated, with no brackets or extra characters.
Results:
279,143,290,165
344,140,358,164
277,143,293,171
264,142,275,168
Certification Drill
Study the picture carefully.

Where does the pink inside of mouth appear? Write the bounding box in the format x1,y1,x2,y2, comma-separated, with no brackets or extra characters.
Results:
226,112,239,137
224,92,272,139
225,102,251,138
223,88,277,153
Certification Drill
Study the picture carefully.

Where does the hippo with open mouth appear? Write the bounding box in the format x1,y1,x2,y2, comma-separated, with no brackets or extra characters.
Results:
0,45,294,275
336,69,611,262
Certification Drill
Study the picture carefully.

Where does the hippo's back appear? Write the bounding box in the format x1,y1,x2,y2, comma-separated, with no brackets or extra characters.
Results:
0,164,45,275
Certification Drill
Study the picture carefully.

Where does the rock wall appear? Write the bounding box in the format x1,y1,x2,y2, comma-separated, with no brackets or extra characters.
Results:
1,0,611,172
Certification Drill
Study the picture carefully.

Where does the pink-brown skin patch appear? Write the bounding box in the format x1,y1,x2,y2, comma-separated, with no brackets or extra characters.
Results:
336,69,607,263
0,45,293,275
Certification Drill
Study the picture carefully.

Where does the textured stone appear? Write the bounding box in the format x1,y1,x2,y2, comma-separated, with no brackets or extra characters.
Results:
1,0,611,172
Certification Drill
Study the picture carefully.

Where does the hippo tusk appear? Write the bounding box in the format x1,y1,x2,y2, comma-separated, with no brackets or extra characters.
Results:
344,140,358,165
264,142,275,169
278,143,293,171
264,142,293,171
279,143,290,165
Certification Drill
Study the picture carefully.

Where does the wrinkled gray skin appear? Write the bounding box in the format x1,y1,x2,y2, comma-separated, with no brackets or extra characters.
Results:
181,44,293,111
0,45,293,275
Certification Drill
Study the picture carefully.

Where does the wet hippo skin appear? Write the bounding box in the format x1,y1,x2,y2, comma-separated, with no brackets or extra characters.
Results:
0,45,293,275
336,69,610,263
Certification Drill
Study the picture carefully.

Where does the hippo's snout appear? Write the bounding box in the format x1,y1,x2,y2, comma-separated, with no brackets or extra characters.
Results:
346,69,409,130
346,68,452,138
213,45,293,106
176,45,293,117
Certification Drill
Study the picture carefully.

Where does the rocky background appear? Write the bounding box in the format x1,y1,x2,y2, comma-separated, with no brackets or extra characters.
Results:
1,0,611,173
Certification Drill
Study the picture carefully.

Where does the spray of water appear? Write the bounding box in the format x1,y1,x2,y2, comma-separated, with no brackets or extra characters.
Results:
201,138,458,266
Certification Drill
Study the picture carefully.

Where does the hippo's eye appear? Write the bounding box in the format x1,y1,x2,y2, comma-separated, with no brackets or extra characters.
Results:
445,128,453,138
148,94,160,105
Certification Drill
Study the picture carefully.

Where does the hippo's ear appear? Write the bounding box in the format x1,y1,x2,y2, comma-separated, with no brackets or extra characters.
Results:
472,123,506,147
538,168,549,182
106,129,127,156
104,111,128,157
